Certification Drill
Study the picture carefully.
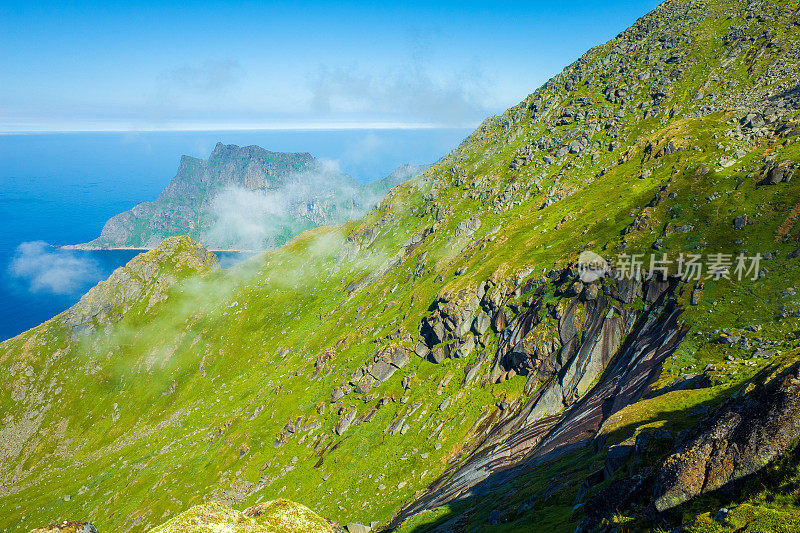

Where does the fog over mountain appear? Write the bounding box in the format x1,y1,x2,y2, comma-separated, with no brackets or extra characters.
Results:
71,142,428,251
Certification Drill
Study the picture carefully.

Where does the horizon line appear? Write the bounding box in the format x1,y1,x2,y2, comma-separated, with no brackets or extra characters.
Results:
0,121,479,135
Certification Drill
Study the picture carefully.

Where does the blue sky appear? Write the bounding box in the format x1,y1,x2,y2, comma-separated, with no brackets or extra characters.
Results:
0,0,661,132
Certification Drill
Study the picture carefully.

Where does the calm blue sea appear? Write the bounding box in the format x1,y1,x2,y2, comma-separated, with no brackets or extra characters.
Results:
0,128,469,341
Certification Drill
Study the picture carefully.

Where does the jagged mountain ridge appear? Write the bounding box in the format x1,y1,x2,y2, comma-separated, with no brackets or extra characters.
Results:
3,0,800,531
73,142,428,251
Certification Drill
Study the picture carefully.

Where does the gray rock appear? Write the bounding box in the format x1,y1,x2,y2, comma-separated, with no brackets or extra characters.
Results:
734,214,747,229
604,440,635,475
761,160,794,185
654,363,800,512
431,321,446,344
335,409,358,435
472,311,491,335
387,347,410,369
346,523,372,533
454,217,482,238
349,366,366,385
429,346,447,364
740,112,765,129
464,361,483,384
369,361,397,382
525,383,566,422
454,312,475,338
414,342,430,358
331,387,345,403
355,374,376,395
753,348,778,358
453,336,475,359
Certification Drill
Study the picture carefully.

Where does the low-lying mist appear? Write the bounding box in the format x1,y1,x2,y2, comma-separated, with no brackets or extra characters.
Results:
203,161,397,251
9,241,102,295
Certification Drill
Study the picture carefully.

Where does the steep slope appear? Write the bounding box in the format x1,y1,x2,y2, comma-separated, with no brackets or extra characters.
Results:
72,142,426,251
2,0,800,532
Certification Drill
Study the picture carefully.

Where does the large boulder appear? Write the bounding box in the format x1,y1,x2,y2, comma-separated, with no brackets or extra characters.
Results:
740,112,765,129
654,362,800,512
761,160,795,185
335,409,358,435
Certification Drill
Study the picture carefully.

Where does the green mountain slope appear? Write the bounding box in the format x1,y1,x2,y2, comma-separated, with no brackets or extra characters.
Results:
3,0,800,531
72,142,427,251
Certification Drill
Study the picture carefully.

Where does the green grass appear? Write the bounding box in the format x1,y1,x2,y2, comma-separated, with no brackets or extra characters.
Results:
3,0,800,531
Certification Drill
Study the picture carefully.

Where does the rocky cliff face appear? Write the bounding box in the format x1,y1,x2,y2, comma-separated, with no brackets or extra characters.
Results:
3,0,800,531
74,143,427,251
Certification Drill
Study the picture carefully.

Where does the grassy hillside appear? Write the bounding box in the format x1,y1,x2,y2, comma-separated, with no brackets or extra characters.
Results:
2,0,800,531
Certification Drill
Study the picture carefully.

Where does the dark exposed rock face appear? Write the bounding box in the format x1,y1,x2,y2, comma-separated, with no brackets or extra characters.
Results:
760,159,796,185
576,363,800,531
392,274,686,523
653,362,800,512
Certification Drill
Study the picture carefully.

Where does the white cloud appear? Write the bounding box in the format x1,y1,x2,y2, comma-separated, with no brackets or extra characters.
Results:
205,162,368,251
203,158,422,252
149,59,245,119
164,60,243,95
307,55,491,127
9,241,102,295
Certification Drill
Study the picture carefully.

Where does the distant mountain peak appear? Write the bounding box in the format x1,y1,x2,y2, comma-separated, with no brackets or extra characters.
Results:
69,144,427,251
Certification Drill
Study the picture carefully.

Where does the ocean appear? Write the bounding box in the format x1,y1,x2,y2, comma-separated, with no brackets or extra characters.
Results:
0,128,469,341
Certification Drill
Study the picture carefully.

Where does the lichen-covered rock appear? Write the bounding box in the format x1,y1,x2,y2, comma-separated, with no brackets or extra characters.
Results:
453,217,481,238
335,408,358,435
419,288,482,358
244,499,339,532
151,499,334,533
654,362,800,512
761,159,795,185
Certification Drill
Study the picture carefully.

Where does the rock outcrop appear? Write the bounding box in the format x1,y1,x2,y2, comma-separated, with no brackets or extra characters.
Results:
394,273,686,521
654,362,800,512
576,362,800,531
